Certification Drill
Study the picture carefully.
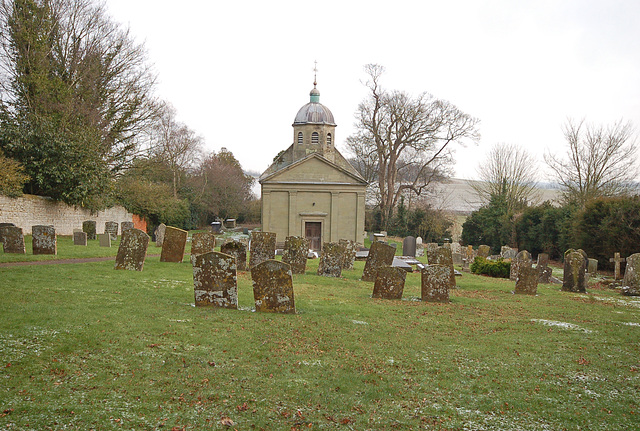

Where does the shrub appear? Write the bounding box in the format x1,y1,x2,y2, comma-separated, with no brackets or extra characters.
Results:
470,256,511,278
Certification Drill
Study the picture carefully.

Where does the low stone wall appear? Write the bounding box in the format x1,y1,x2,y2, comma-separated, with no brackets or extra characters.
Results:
0,194,139,236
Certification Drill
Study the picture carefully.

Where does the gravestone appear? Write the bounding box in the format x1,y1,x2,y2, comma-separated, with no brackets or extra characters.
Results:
249,231,276,269
104,221,118,240
251,260,295,313
317,242,344,277
224,219,236,229
501,245,517,260
362,241,396,282
426,246,456,288
610,252,626,280
450,242,462,255
416,237,423,245
82,220,97,240
536,253,552,284
155,223,167,247
372,266,406,300
562,249,587,293
421,264,451,302
510,250,532,281
114,228,150,271
32,225,56,255
160,226,188,263
587,258,598,274
99,233,111,247
190,232,218,265
210,221,223,234
339,239,357,270
426,243,439,258
0,226,26,254
403,236,417,257
515,261,538,295
73,231,87,246
621,253,640,296
220,240,248,271
416,242,425,258
120,221,134,234
193,251,238,308
0,222,15,227
477,245,491,258
243,227,249,235
282,236,310,274
452,252,463,265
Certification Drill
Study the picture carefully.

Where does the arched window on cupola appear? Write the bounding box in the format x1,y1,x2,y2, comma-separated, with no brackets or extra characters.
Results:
326,133,332,146
311,132,319,144
297,132,303,144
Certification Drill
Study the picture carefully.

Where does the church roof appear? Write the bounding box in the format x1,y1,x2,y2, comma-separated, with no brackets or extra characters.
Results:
293,87,336,125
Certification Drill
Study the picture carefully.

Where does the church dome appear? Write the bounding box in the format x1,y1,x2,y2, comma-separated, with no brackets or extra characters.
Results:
293,87,336,125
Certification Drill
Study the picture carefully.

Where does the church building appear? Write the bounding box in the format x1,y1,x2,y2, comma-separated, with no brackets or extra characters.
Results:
259,80,367,250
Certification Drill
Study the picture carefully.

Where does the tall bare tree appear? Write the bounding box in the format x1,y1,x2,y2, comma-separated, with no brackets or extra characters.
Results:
545,119,639,207
347,64,480,229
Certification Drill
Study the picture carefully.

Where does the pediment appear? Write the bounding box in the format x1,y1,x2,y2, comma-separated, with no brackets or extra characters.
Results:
260,153,367,185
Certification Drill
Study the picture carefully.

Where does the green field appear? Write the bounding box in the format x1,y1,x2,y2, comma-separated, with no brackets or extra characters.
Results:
1,245,639,430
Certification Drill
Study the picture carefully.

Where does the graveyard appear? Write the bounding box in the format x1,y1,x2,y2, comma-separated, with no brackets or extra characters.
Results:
1,232,639,430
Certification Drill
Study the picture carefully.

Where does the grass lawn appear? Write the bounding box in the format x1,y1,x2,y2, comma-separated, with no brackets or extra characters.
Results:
1,248,639,430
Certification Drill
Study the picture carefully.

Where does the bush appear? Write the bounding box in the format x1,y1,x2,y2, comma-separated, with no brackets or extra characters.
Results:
470,256,511,278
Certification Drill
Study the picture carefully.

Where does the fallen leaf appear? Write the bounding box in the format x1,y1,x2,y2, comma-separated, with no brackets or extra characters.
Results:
220,417,234,426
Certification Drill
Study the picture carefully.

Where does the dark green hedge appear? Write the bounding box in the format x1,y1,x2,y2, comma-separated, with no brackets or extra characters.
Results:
470,256,511,278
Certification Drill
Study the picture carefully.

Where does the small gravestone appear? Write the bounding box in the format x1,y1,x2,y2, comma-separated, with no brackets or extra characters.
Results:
249,231,276,269
73,231,88,246
224,219,236,229
610,252,626,280
193,251,238,308
99,233,111,247
450,243,462,255
587,258,598,274
0,226,26,254
501,245,517,260
339,238,356,270
155,223,166,247
243,227,249,235
190,232,217,265
452,252,463,265
220,240,248,271
403,236,417,257
362,241,396,282
421,264,451,302
32,225,56,255
426,246,456,288
160,226,188,263
477,245,491,258
562,249,587,293
442,243,451,250
536,253,552,284
210,221,223,234
282,236,309,274
82,220,97,240
372,266,406,300
515,261,538,295
114,228,150,271
426,243,439,256
121,221,134,234
104,221,118,240
622,253,640,296
317,242,344,277
251,260,295,313
510,250,532,281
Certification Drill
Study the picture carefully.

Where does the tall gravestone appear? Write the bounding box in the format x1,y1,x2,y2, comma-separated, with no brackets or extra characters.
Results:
403,236,417,257
104,221,118,240
32,225,56,255
610,252,626,280
515,260,538,295
0,226,26,254
587,258,598,274
421,264,451,302
427,246,456,288
115,228,150,271
317,242,344,277
339,238,356,270
562,249,587,293
536,253,552,284
251,260,295,313
155,223,167,247
193,251,238,308
282,236,310,274
190,232,218,265
416,237,424,257
249,231,276,269
477,245,491,258
621,253,640,296
220,240,248,271
362,241,396,282
121,221,134,234
82,220,97,240
99,233,111,247
510,250,532,281
372,266,406,300
73,231,88,246
160,226,188,263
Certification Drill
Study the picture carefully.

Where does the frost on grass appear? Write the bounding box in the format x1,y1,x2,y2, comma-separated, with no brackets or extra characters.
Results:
531,319,592,333
621,322,640,327
0,327,58,362
351,320,369,325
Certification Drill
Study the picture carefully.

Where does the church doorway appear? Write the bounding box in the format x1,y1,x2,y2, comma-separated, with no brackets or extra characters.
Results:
305,222,322,251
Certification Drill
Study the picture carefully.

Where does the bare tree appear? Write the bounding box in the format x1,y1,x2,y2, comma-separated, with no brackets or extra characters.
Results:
347,64,479,229
545,119,639,206
470,143,540,212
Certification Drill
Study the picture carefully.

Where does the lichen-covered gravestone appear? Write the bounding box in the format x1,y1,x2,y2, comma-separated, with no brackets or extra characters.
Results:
190,232,217,265
510,250,532,281
426,243,439,257
251,260,295,313
426,246,456,288
82,220,96,240
32,225,56,255
104,221,118,240
220,240,248,271
562,249,587,293
587,258,598,274
121,221,134,234
193,251,238,308
403,236,417,257
372,266,407,300
249,231,276,269
155,223,166,247
317,242,344,277
160,226,188,263
339,238,356,270
0,226,26,254
362,241,396,282
515,260,538,295
99,233,111,247
621,253,640,296
282,236,310,274
536,253,552,284
73,231,87,246
421,264,451,302
477,245,491,258
114,228,150,271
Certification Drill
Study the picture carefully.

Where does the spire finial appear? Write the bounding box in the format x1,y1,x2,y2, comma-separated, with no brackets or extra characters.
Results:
313,60,318,88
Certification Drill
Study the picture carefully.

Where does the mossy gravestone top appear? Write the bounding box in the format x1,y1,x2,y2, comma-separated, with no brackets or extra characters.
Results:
249,231,276,269
510,250,532,281
115,228,150,271
193,251,238,308
317,242,344,278
372,266,406,300
421,264,451,303
622,253,640,296
121,221,134,234
477,245,491,258
251,260,295,313
362,241,396,282
190,232,217,265
160,226,188,263
562,249,587,293
221,240,247,272
427,246,456,288
32,225,56,255
282,236,309,274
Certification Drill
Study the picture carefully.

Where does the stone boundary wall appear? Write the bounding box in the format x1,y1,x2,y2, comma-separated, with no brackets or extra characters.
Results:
0,194,136,236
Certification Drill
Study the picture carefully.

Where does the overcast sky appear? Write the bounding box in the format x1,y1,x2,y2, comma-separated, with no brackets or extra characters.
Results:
106,0,640,181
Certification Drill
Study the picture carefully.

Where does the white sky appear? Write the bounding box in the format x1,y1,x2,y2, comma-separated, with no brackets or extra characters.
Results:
106,0,640,181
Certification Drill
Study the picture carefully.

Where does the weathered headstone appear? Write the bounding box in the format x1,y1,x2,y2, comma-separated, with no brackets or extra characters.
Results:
0,222,15,227
426,243,439,257
510,250,532,281
416,242,425,258
587,258,598,274
610,252,626,280
190,232,217,265
421,264,451,302
73,231,87,246
450,242,462,255
160,226,188,263
621,253,640,296
426,246,456,288
224,219,236,229
82,220,96,240
210,221,223,234
339,238,357,270
104,221,118,240
536,253,552,284
282,236,310,274
452,252,463,266
416,237,423,245
32,225,56,255
477,245,491,258
372,266,406,300
515,261,538,295
403,236,417,257
155,223,166,247
249,231,276,269
562,249,587,293
220,240,247,271
362,241,396,282
114,228,150,271
0,226,26,254
120,221,134,234
251,260,295,313
193,251,238,308
99,233,111,247
317,242,345,277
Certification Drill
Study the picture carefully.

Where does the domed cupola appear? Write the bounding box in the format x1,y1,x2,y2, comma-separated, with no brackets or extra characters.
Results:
292,79,337,162
293,86,336,126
